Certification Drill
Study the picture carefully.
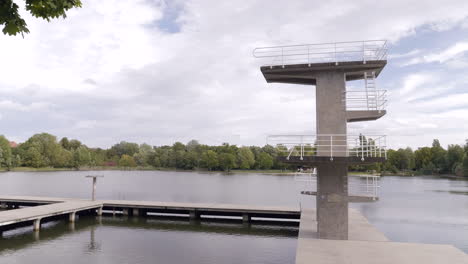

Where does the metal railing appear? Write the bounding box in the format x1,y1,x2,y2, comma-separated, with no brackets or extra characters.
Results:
267,134,387,161
349,175,380,200
345,90,387,111
253,40,388,67
295,172,380,200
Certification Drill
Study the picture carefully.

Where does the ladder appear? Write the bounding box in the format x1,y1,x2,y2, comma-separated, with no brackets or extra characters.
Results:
364,71,379,111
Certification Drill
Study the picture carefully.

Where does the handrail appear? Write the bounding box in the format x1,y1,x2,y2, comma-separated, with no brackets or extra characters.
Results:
267,134,387,161
253,40,387,67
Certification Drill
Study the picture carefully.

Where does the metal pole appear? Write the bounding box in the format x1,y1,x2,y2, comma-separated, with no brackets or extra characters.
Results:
92,177,96,201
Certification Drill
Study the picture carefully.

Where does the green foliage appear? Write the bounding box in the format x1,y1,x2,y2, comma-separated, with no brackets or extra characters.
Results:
201,150,218,170
463,154,468,177
19,133,61,167
0,0,82,36
218,153,236,172
119,154,137,168
237,147,255,169
72,145,91,169
257,152,273,169
7,134,468,176
109,141,139,159
0,135,12,169
415,147,433,173
447,144,464,173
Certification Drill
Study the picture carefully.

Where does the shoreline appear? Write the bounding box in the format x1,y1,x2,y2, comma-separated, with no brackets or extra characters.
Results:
1,167,466,179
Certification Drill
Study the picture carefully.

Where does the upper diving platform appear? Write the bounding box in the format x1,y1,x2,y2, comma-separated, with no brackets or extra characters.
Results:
253,40,387,85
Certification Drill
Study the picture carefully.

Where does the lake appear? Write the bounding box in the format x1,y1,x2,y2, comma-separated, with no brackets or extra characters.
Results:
0,170,467,264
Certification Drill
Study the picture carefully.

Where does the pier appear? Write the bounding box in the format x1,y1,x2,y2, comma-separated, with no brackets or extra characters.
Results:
0,195,467,263
0,196,300,232
0,199,102,232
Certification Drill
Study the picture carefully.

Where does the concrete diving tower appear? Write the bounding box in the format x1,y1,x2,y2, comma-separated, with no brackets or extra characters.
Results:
254,40,388,123
254,40,388,240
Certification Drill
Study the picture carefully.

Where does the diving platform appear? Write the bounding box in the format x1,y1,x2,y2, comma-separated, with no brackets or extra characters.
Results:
253,40,388,84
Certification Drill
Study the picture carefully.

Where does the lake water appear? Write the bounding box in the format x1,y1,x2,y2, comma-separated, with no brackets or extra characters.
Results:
0,170,467,264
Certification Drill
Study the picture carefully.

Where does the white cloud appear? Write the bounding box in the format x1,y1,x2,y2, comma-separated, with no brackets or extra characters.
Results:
1,0,468,149
403,42,468,66
0,100,50,112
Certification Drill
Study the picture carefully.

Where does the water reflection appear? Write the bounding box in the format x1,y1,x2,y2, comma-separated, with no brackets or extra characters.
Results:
0,216,298,264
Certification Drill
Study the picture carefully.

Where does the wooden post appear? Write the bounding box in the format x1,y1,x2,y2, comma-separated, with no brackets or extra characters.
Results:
33,219,41,231
189,211,200,220
69,212,76,222
242,213,251,223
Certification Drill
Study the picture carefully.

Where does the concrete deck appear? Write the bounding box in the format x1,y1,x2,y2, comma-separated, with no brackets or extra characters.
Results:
296,209,468,264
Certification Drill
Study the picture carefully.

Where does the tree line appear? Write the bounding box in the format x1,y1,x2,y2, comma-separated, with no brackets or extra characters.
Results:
351,139,468,176
0,133,467,176
0,133,278,171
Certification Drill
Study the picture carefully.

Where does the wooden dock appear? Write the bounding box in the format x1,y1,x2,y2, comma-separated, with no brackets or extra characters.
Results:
0,195,300,232
0,195,467,263
0,200,102,232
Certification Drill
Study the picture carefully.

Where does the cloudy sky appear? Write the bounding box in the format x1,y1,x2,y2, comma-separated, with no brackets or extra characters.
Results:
1,0,468,149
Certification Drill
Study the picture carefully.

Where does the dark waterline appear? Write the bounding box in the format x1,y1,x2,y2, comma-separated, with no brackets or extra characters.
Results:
0,171,467,264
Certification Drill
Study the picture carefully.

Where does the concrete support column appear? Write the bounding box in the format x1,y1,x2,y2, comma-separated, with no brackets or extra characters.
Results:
316,72,347,157
189,210,200,220
122,208,130,216
315,72,349,240
33,218,41,231
316,163,348,240
97,207,103,216
132,208,141,216
69,212,76,222
242,213,251,223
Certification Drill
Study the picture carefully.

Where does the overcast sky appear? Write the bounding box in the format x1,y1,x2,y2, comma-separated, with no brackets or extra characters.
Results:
1,0,468,149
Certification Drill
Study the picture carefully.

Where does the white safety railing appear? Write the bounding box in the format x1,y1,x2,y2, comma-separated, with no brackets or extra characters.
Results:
344,71,387,112
348,175,380,200
253,40,388,68
345,90,387,111
267,134,387,161
295,172,380,200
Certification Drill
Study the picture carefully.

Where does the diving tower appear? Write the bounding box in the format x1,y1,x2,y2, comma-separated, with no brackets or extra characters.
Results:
254,40,388,240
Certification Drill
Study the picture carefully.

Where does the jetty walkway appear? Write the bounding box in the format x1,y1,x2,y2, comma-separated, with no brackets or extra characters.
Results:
0,195,467,264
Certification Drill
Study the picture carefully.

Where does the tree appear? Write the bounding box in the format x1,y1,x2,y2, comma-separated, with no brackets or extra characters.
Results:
1,0,82,36
133,143,154,166
463,154,468,177
119,154,136,168
0,135,12,169
60,137,70,150
109,141,139,158
237,147,255,169
415,147,433,173
447,145,464,173
218,153,236,172
23,146,43,168
257,152,273,169
72,146,91,169
18,133,63,167
431,139,447,173
201,150,218,170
